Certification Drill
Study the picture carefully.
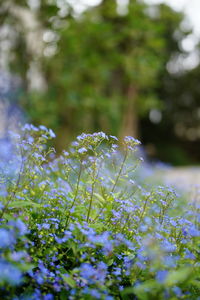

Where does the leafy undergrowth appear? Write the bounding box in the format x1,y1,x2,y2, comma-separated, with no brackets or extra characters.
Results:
0,125,200,300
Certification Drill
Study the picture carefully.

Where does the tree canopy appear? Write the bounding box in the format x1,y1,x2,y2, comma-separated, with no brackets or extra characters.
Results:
2,0,199,163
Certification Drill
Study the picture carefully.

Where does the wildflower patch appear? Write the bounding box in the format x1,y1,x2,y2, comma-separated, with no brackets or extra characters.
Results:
0,125,199,299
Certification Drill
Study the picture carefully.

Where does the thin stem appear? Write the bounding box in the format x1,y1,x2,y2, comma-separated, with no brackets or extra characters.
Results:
86,178,95,223
121,159,140,176
91,185,107,223
124,189,137,200
121,213,131,233
111,149,128,193
71,162,83,209
86,160,97,223
159,192,170,224
66,161,82,225
0,157,25,219
138,194,151,224
67,162,79,176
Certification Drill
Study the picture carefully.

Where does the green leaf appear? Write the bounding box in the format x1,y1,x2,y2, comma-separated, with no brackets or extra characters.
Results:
132,280,160,300
94,192,106,203
165,268,192,286
61,274,76,288
11,201,41,208
18,263,35,272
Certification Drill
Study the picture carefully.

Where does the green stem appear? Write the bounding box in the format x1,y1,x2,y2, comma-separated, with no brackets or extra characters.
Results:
111,149,128,193
121,213,130,233
159,192,170,224
0,158,24,219
71,163,82,209
86,179,95,223
66,161,82,225
138,194,151,224
86,159,97,223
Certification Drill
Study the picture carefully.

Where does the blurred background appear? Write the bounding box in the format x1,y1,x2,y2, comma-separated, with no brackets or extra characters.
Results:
0,0,200,165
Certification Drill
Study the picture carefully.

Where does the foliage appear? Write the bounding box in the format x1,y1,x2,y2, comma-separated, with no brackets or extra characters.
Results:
0,125,200,299
161,64,200,163
1,1,189,149
142,56,200,165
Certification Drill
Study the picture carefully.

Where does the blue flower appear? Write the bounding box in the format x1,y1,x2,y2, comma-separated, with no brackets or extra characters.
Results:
35,274,44,285
71,141,79,147
0,262,22,285
10,251,28,262
172,286,182,297
44,293,54,300
80,262,107,284
0,229,14,248
124,136,141,146
39,125,48,131
78,147,87,154
110,135,118,141
156,270,168,283
80,263,96,281
90,289,101,299
15,219,28,235
185,249,196,259
188,226,200,237
113,267,121,276
161,239,176,252
49,129,56,138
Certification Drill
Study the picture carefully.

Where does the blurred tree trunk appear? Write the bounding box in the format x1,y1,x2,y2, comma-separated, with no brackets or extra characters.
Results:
120,84,139,139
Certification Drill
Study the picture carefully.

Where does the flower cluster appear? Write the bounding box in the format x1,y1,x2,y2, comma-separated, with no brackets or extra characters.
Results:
0,125,200,299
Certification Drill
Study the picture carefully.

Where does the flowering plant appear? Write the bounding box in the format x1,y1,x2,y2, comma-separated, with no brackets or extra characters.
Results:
0,125,199,299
